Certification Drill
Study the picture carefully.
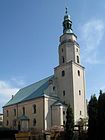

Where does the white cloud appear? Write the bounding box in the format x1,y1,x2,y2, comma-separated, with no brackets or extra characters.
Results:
84,52,100,64
0,81,9,89
80,19,105,64
11,78,25,87
0,80,19,97
0,80,21,113
0,87,19,97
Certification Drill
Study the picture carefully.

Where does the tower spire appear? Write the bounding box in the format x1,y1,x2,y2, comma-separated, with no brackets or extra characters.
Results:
63,8,73,34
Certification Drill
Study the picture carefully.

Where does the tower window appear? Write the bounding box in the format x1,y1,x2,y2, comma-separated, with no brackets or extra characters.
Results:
63,90,65,96
77,56,79,63
79,90,81,95
33,104,36,114
80,111,82,115
62,48,63,52
33,118,36,126
53,86,55,91
63,111,65,115
78,70,80,76
63,120,65,125
62,70,65,77
23,107,25,115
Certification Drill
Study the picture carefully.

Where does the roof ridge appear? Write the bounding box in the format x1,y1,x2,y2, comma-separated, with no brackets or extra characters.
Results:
21,75,53,90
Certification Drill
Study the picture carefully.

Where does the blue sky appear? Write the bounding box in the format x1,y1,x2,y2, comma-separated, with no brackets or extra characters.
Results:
0,0,105,113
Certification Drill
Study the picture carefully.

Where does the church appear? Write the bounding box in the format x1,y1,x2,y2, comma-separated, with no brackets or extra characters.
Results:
3,9,87,131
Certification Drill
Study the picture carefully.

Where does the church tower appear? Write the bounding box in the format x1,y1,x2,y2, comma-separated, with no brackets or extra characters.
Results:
54,8,87,123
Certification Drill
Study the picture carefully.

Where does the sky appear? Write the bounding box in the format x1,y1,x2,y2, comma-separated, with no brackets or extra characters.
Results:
0,0,105,113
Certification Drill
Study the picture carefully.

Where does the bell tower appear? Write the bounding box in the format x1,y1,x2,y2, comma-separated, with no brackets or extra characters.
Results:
54,8,87,123
59,8,80,65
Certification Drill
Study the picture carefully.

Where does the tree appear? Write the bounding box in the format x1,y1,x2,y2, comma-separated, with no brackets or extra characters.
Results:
97,92,105,140
88,94,98,140
65,104,74,140
99,89,102,95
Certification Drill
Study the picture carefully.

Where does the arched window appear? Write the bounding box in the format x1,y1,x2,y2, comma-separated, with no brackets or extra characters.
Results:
63,111,65,115
78,70,80,76
77,55,79,63
63,120,65,125
23,107,25,115
53,86,55,91
33,118,36,126
7,110,9,117
14,109,16,116
63,90,65,96
79,90,81,95
62,70,65,77
33,104,36,114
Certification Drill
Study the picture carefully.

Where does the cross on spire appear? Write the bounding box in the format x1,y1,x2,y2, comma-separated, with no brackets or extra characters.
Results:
65,7,68,14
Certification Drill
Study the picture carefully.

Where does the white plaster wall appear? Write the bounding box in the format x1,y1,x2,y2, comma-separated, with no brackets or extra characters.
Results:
59,42,75,64
63,107,67,125
74,44,80,64
72,63,87,123
44,97,56,130
59,34,80,65
54,62,74,110
54,61,87,124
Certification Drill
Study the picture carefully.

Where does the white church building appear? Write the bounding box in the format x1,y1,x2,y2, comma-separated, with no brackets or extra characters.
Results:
3,9,87,131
